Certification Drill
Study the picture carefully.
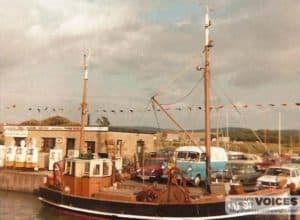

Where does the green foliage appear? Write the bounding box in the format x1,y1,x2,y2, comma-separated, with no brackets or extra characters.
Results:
19,116,78,126
19,119,40,126
96,116,110,126
79,152,93,159
229,128,300,145
41,116,71,125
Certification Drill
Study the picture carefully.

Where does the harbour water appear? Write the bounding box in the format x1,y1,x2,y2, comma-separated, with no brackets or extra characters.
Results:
0,190,81,220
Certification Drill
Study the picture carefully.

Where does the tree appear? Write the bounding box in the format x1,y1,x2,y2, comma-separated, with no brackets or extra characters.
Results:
40,116,71,125
19,119,40,126
96,116,110,126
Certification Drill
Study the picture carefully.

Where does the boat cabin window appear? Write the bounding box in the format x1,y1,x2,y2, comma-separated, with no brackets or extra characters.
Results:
103,162,109,176
71,162,76,176
93,164,100,175
84,162,90,175
291,170,298,177
65,161,71,175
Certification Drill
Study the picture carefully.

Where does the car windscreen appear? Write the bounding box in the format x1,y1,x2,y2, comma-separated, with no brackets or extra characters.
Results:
228,163,255,174
265,168,290,176
291,158,300,164
229,155,247,160
144,159,163,166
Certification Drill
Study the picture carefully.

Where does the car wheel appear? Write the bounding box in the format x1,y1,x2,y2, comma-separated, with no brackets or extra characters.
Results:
155,176,162,183
194,175,201,187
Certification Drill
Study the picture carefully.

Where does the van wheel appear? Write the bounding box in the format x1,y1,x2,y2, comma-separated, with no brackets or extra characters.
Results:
194,176,201,187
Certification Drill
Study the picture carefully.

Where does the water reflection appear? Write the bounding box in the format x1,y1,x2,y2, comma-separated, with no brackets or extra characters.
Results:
0,190,80,220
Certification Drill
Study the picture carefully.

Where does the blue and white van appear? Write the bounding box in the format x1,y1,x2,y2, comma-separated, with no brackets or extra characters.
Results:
175,146,228,186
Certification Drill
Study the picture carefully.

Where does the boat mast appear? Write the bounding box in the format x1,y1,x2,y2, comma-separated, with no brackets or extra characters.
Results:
203,7,213,185
79,54,88,153
278,111,282,155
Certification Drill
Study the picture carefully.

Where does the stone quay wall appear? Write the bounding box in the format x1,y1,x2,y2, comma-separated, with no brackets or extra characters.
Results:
0,169,50,193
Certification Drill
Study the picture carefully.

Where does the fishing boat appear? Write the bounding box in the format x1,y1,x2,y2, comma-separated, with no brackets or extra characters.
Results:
38,8,291,220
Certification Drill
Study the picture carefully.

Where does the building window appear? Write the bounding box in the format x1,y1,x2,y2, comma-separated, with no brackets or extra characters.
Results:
42,138,56,152
116,139,123,158
66,138,75,156
66,138,75,150
14,137,25,147
86,141,95,153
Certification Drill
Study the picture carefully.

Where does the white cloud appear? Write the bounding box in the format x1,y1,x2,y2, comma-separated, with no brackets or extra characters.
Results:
0,0,300,129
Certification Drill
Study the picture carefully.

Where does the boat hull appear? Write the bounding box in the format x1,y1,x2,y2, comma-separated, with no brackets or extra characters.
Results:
39,186,291,220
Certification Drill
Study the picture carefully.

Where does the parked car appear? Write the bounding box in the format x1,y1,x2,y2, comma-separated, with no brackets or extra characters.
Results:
175,146,228,186
290,156,300,163
228,151,262,163
211,161,262,191
256,165,300,190
255,155,290,172
228,151,247,161
244,153,262,163
136,157,168,182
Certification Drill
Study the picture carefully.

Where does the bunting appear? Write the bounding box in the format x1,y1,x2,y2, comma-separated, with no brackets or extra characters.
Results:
2,102,300,114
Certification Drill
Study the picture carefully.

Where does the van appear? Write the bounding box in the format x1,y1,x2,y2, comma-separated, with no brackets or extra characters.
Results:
175,146,228,186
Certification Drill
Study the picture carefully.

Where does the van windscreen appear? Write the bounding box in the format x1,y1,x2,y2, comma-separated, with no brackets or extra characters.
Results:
177,152,187,159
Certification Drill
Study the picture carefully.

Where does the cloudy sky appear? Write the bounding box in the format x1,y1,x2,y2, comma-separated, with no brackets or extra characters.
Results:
1,0,300,130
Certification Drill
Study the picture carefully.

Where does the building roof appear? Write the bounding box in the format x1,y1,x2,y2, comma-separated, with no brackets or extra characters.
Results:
3,125,156,134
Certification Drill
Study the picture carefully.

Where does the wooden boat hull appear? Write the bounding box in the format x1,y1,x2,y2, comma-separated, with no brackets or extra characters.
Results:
39,186,291,220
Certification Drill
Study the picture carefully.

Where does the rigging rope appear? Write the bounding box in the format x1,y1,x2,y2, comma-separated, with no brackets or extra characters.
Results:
159,76,204,106
135,99,153,127
212,76,268,151
153,54,203,97
151,100,161,131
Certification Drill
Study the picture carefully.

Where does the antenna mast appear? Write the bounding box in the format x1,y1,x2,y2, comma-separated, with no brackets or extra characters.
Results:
204,6,213,185
79,54,88,153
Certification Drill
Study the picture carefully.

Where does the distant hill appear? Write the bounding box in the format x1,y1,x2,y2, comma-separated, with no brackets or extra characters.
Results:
109,126,175,134
110,126,299,145
15,116,300,145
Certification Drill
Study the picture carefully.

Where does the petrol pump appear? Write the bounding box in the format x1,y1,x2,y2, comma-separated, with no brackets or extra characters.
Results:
15,140,27,168
25,138,39,169
48,149,63,170
0,145,6,168
5,141,17,168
